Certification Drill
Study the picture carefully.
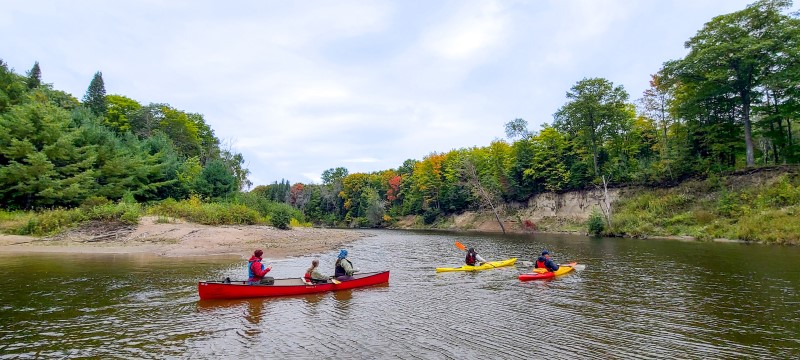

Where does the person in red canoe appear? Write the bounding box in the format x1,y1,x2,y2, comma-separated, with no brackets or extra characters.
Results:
248,249,274,285
334,249,358,281
465,248,487,266
304,259,332,284
535,250,559,272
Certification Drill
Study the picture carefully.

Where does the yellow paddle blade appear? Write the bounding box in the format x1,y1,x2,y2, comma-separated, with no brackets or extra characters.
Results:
532,268,548,273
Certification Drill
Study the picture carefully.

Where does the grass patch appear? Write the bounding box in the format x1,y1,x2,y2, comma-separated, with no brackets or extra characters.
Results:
147,196,260,225
611,172,800,244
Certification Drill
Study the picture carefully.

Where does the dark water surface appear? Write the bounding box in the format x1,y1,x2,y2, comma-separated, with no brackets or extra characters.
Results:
1,230,798,359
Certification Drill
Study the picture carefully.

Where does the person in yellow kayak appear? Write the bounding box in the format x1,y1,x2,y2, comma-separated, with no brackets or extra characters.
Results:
466,248,487,266
534,250,559,272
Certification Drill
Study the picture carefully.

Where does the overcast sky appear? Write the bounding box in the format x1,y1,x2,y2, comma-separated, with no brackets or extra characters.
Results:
2,0,766,186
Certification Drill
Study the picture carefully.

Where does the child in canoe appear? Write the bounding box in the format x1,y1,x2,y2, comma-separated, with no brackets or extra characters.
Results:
304,259,332,284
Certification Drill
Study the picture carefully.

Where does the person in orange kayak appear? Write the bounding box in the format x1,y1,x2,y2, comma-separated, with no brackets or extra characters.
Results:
248,249,273,285
465,248,487,266
535,250,559,272
304,259,331,284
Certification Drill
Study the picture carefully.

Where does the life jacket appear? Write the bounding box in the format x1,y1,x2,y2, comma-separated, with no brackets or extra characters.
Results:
248,258,265,280
535,256,547,269
466,252,477,266
335,259,352,277
304,272,312,283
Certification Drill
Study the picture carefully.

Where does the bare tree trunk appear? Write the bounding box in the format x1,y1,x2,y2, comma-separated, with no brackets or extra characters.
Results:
463,160,506,234
599,175,612,228
743,92,755,167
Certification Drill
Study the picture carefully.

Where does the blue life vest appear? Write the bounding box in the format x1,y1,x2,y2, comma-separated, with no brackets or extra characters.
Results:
248,259,265,279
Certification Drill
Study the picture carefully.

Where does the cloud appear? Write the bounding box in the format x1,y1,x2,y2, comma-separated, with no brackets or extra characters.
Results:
422,1,510,61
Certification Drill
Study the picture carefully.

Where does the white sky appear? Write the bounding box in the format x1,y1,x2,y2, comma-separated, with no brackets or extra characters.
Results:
2,0,764,186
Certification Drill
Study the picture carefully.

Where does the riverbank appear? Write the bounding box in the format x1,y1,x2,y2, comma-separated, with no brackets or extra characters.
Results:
0,216,368,258
390,166,800,245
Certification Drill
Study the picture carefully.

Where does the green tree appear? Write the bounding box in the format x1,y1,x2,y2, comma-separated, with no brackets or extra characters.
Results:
554,77,633,176
524,126,572,192
25,61,41,89
83,71,107,116
0,94,97,208
670,0,797,167
194,159,237,199
504,118,530,140
105,94,141,133
0,59,27,112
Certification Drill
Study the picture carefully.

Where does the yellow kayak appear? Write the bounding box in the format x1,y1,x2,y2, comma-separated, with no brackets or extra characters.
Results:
436,258,517,272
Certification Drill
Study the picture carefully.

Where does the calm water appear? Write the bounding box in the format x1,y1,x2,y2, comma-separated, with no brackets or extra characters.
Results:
1,230,798,359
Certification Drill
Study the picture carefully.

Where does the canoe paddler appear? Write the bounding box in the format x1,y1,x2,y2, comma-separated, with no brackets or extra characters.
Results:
334,249,357,281
534,250,559,272
465,248,487,266
248,249,274,285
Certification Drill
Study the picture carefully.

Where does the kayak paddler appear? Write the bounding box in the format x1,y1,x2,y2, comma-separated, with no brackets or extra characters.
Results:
465,248,487,266
534,250,559,272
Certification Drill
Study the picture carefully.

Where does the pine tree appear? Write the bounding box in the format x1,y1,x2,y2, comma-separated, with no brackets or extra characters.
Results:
25,61,41,89
83,71,107,116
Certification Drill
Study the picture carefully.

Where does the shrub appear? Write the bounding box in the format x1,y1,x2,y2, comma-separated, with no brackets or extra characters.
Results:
17,208,85,236
422,208,441,225
147,196,259,225
81,196,111,209
271,206,291,229
693,210,715,225
587,209,605,236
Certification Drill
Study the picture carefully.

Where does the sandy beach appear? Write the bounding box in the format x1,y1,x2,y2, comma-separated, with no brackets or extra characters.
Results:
0,216,369,259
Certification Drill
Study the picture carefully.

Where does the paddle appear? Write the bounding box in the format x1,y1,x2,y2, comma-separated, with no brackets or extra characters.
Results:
454,241,496,268
330,278,342,284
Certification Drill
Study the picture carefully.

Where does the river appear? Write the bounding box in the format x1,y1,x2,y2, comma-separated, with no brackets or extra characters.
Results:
1,230,798,359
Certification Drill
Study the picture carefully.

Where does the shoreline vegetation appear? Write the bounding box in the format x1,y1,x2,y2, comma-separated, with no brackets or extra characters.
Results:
3,2,800,250
1,167,797,254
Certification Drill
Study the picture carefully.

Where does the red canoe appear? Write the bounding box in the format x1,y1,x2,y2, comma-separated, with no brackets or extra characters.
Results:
198,271,390,300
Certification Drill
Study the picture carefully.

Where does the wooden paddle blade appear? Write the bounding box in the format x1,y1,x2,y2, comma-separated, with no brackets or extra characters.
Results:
455,241,467,251
330,278,342,284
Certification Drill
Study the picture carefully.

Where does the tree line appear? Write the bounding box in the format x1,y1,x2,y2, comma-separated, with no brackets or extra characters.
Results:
3,0,798,231
0,61,250,209
264,0,800,228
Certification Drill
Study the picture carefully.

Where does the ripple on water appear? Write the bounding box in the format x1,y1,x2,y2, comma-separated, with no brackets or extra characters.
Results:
1,231,798,358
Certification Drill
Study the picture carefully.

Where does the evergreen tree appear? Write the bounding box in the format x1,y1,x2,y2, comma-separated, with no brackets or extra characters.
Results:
83,71,107,116
25,61,41,89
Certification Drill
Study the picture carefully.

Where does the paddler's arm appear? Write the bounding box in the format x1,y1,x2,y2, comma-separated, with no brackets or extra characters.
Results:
341,259,355,275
